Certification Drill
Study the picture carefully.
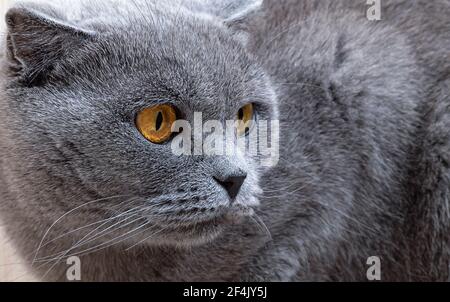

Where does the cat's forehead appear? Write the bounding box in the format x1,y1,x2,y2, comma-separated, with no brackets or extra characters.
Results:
80,22,267,110
8,0,274,115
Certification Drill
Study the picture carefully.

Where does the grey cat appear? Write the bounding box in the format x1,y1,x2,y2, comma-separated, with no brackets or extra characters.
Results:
0,0,449,281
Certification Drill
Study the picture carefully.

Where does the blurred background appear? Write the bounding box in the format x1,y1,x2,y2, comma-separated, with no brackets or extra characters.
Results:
0,0,36,282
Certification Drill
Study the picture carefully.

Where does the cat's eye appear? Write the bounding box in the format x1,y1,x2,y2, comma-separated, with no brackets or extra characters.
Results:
136,104,177,144
236,103,255,136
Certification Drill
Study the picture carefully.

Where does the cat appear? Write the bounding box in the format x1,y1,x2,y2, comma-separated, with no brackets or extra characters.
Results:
0,0,448,281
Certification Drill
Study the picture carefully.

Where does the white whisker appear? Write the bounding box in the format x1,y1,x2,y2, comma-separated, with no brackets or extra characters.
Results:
32,194,133,266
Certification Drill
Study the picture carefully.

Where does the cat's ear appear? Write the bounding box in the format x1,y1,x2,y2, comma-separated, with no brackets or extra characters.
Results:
221,0,263,31
193,0,263,34
5,4,94,84
202,0,262,45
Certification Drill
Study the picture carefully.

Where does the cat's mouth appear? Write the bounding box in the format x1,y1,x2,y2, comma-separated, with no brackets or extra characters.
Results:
144,204,255,246
180,205,254,229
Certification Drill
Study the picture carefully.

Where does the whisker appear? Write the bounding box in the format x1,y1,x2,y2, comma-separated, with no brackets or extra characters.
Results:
31,194,133,267
39,218,152,279
33,197,141,256
71,212,146,250
261,182,301,194
252,214,273,242
259,184,307,199
36,207,145,262
71,220,153,259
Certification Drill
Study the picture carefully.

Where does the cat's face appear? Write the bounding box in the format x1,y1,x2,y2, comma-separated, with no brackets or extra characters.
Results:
1,0,276,247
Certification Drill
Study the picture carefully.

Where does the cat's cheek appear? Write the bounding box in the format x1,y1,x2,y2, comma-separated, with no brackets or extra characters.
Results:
235,195,260,209
234,168,262,208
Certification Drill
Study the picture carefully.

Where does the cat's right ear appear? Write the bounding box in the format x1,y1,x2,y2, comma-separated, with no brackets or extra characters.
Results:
218,0,263,45
191,0,263,40
221,0,263,32
5,4,94,85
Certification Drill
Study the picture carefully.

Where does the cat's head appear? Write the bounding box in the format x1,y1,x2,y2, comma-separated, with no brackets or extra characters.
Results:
0,0,277,248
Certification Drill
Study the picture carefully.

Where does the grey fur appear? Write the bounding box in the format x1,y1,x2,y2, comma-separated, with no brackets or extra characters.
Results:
0,0,449,281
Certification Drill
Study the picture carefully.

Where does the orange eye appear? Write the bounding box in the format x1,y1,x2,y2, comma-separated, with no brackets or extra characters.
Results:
236,103,255,136
136,104,177,144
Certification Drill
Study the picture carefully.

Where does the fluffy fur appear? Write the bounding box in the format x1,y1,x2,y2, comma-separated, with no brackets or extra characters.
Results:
0,0,448,281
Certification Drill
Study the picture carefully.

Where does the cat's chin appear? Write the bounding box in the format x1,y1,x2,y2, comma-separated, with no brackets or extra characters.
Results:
146,207,255,248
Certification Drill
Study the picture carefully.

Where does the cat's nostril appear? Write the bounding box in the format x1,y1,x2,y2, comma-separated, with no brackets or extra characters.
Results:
214,175,247,201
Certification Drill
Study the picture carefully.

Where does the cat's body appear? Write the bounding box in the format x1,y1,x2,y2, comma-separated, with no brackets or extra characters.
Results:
0,0,449,281
245,0,450,281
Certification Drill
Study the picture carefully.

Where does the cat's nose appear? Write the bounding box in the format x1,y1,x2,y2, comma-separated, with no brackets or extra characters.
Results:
214,174,247,200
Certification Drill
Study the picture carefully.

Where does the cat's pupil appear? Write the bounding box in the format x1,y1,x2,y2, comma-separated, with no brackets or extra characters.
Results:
155,111,163,131
238,109,244,120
